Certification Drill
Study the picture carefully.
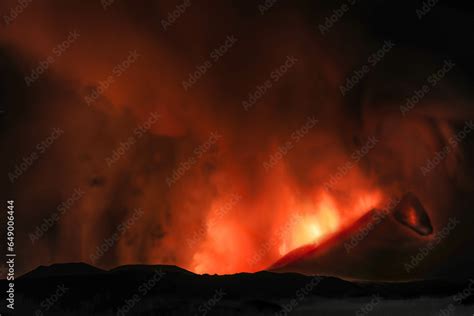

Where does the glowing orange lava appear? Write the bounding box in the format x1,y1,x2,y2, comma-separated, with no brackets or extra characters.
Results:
278,190,382,256
189,186,384,275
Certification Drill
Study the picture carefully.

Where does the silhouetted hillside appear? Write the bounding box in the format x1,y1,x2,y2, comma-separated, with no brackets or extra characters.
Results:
1,263,473,315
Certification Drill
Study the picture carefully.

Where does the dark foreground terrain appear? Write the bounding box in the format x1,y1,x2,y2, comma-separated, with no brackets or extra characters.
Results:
1,263,474,315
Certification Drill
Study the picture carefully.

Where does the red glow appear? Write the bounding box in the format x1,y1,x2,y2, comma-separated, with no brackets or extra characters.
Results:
189,175,384,274
407,208,418,226
3,0,467,278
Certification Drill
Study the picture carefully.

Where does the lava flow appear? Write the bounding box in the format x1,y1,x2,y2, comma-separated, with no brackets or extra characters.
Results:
190,169,385,275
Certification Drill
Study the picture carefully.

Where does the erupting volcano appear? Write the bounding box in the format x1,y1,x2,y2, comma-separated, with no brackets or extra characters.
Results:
2,0,474,285
191,186,385,274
